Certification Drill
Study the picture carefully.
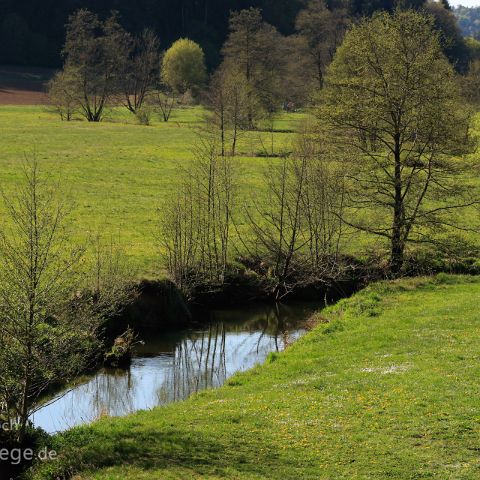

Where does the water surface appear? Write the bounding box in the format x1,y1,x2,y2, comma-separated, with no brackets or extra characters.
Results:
33,302,319,433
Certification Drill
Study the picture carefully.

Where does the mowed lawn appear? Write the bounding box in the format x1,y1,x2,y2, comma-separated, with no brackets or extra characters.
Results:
30,275,480,479
0,106,301,276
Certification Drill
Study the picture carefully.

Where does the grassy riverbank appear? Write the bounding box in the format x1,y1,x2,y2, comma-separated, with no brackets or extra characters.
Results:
30,274,480,479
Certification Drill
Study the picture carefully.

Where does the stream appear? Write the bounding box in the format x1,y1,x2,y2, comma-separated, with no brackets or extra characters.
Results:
32,301,320,433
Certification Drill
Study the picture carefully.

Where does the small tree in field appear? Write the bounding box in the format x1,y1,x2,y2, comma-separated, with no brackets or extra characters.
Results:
318,10,477,274
206,64,252,157
121,29,160,114
152,88,177,122
47,69,79,121
161,38,207,96
0,158,132,441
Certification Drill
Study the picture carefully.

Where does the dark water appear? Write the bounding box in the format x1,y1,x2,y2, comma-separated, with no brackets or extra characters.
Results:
32,302,319,433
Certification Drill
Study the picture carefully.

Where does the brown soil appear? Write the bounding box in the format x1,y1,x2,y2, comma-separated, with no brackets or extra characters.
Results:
0,65,54,105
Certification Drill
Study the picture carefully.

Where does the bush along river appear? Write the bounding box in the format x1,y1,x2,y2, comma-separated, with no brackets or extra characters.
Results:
32,301,322,433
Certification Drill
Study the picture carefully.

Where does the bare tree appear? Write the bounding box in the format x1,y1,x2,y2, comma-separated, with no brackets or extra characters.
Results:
206,64,251,157
159,134,236,297
159,181,201,295
152,88,177,122
121,29,160,114
244,134,345,300
0,157,133,441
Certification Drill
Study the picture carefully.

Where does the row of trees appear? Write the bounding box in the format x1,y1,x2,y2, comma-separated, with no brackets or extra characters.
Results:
48,2,352,125
48,3,348,124
48,9,207,122
160,9,479,297
50,0,476,127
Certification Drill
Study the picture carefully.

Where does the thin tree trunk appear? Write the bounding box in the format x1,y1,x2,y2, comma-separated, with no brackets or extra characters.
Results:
391,135,404,275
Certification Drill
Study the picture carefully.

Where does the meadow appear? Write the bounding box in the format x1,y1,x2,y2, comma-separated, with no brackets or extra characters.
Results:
30,274,480,479
0,105,305,277
1,105,478,279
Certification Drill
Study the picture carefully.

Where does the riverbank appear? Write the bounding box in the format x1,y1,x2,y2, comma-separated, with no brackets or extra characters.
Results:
29,274,480,479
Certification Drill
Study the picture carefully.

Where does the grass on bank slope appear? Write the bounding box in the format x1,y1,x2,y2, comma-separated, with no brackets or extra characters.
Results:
31,274,480,479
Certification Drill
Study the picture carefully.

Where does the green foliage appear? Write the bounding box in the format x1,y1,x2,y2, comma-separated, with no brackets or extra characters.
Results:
161,38,207,95
318,9,476,273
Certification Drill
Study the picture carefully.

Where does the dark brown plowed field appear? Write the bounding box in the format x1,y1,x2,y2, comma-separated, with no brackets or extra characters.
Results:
0,65,54,105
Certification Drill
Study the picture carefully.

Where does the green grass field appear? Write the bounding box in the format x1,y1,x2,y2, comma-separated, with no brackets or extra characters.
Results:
30,274,480,479
1,105,478,278
0,105,302,276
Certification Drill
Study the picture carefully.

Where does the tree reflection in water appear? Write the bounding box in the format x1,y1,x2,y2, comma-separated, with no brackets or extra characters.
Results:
158,323,227,404
32,301,319,433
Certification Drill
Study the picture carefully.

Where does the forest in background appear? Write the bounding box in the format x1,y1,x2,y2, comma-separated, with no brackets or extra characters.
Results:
455,5,480,38
0,0,474,71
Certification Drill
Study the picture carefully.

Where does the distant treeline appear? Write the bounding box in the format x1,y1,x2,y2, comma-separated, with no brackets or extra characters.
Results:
454,5,480,39
0,0,304,67
0,0,472,71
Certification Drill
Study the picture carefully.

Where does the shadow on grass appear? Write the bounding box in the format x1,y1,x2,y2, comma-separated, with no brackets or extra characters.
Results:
36,421,277,478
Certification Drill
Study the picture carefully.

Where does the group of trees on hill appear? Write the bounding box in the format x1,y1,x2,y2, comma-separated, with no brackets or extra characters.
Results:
47,10,207,122
0,0,476,73
51,0,477,124
47,3,348,123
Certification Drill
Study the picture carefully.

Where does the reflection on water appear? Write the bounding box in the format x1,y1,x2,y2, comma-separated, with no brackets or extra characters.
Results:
32,302,319,433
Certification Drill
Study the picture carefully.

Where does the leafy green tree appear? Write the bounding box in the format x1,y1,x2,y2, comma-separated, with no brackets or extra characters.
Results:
161,38,207,95
318,10,476,274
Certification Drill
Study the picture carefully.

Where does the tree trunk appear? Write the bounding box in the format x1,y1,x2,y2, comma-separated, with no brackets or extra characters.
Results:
391,134,404,275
